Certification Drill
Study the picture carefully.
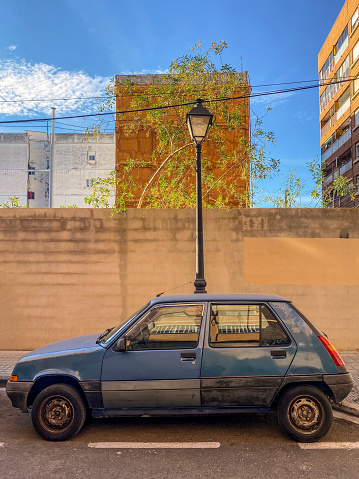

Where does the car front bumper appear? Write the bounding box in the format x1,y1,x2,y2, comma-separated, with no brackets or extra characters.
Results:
6,381,34,413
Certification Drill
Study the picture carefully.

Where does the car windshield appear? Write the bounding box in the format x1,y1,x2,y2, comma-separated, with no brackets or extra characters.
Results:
100,302,150,344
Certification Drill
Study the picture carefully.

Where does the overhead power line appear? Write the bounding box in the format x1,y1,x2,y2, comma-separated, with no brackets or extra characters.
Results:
0,76,353,105
0,76,354,126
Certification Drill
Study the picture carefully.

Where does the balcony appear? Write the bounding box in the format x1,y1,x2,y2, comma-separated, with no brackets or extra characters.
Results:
321,98,350,138
321,112,337,136
320,83,339,113
339,159,353,175
336,96,350,121
321,129,351,162
323,174,333,187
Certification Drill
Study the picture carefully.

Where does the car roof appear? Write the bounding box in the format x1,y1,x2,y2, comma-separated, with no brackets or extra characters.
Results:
150,293,289,305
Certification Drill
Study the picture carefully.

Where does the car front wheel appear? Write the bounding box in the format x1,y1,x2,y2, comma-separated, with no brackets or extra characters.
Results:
31,384,86,441
277,385,333,442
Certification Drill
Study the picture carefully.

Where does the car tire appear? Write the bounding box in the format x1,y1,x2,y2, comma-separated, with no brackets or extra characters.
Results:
277,385,333,442
31,384,86,441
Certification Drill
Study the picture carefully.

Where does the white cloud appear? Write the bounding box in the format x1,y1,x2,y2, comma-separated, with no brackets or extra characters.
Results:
8,45,17,51
120,68,168,75
0,59,110,116
251,91,296,106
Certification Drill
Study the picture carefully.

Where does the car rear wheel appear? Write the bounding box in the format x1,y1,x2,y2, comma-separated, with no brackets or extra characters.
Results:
277,385,332,442
31,384,86,441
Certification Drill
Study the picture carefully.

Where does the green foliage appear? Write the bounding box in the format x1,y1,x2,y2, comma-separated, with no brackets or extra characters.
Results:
90,41,278,210
307,157,355,207
263,157,356,209
0,196,27,208
264,170,305,208
330,175,355,206
59,204,79,208
84,169,136,215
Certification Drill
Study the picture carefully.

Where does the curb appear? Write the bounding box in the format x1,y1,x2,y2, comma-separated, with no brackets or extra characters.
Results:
0,379,8,388
332,400,359,418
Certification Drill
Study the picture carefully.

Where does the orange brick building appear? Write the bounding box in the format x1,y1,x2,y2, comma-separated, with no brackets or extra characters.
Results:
319,0,359,207
115,73,251,208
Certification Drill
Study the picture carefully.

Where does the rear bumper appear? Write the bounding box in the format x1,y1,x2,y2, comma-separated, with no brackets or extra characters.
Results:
323,372,353,403
6,381,34,413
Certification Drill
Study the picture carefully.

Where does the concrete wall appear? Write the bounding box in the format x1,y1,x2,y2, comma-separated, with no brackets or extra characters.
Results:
0,208,358,350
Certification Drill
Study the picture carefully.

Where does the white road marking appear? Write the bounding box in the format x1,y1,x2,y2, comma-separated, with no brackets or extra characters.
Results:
333,410,359,425
0,388,6,393
88,442,220,449
0,443,5,448
299,442,359,450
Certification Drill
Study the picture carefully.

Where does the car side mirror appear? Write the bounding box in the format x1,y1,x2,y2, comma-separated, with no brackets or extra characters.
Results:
113,337,126,352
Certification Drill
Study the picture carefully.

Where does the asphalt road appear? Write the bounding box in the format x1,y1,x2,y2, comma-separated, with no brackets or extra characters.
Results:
1,390,359,479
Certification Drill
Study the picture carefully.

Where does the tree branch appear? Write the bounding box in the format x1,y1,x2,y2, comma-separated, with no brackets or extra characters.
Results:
137,143,192,208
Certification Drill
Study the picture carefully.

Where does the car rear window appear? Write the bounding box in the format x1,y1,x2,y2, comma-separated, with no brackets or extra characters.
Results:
209,303,290,348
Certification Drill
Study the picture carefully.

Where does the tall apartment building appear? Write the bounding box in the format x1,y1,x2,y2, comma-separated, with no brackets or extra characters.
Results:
0,132,115,207
319,0,359,207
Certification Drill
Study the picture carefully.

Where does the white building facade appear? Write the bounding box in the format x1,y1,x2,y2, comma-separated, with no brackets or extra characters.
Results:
0,132,115,208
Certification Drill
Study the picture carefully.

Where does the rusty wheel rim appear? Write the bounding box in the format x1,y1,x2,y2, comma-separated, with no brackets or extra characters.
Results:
289,396,322,433
40,395,74,431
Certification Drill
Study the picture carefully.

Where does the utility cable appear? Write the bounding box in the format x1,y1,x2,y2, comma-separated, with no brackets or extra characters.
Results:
0,75,355,104
0,76,355,125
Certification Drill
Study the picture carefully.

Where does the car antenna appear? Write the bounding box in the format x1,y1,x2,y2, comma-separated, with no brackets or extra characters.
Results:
156,281,192,297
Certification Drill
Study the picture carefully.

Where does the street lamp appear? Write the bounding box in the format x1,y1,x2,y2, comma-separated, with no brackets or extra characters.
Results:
186,98,213,294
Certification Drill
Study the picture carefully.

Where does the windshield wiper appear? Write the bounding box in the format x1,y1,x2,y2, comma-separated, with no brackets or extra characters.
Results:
96,327,114,344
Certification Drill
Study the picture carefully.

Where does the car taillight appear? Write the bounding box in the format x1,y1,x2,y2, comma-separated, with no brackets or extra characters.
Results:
318,336,345,367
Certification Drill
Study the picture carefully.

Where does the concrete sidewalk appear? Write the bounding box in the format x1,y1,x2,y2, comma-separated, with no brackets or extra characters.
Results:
0,349,358,415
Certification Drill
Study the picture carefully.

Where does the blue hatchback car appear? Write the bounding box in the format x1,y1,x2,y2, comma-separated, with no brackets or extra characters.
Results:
6,294,353,442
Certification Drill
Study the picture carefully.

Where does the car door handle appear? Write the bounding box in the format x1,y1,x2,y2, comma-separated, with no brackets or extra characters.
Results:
181,352,196,361
271,350,287,358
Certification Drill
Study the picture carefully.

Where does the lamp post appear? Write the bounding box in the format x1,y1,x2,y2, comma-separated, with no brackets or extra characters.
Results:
186,99,213,294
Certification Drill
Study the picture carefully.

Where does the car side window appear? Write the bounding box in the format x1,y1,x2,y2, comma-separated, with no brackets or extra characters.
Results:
261,306,291,346
209,304,290,348
127,303,204,350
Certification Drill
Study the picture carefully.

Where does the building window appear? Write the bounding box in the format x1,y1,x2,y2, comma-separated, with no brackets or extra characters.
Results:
354,77,359,96
356,175,359,192
334,25,348,61
355,108,359,127
28,191,35,200
86,179,93,187
353,40,359,64
353,9,359,31
335,56,349,82
320,51,334,83
45,183,49,198
320,81,339,112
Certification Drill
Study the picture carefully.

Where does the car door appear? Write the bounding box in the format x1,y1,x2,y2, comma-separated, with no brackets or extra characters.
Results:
200,302,297,407
101,302,206,409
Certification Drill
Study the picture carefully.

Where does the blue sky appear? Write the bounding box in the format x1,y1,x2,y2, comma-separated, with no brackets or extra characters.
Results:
0,0,345,205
